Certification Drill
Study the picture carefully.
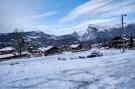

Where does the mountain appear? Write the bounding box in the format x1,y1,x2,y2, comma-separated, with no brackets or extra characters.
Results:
25,31,60,46
72,24,135,43
0,31,80,47
0,24,135,47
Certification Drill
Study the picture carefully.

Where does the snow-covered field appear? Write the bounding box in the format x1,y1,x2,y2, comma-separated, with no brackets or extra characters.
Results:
0,49,135,89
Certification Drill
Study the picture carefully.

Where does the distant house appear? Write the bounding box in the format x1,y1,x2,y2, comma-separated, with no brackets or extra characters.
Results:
26,46,33,53
38,46,60,56
44,46,60,56
81,43,92,50
38,47,47,53
109,36,129,48
70,44,83,52
0,54,16,61
31,50,42,57
30,47,48,57
0,51,30,61
61,45,70,52
0,47,15,55
32,50,41,53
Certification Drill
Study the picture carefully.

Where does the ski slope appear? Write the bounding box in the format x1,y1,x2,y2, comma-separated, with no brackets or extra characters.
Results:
0,49,135,89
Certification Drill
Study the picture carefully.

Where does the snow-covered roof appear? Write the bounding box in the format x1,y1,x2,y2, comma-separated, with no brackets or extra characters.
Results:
21,51,30,55
0,51,29,59
70,44,79,48
38,46,54,52
0,54,14,59
121,37,128,40
112,36,129,41
0,47,14,51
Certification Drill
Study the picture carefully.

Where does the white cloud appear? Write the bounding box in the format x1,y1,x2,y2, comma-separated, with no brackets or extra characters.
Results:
60,0,135,22
28,18,112,35
63,18,113,34
0,0,38,33
34,11,58,19
0,0,58,33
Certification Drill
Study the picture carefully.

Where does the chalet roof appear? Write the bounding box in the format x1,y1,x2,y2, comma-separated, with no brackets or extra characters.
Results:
0,47,14,51
112,36,128,41
0,54,14,59
38,46,54,52
21,51,30,55
0,51,29,59
70,44,79,48
33,50,41,52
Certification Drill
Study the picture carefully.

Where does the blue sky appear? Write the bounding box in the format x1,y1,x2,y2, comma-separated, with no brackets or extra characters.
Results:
0,0,135,35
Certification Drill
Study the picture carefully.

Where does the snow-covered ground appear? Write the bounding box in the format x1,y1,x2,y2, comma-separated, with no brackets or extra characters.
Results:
0,49,135,89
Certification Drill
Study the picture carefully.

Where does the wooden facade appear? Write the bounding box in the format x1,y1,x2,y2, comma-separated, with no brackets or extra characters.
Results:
70,44,83,52
109,36,129,48
0,47,15,55
44,46,60,56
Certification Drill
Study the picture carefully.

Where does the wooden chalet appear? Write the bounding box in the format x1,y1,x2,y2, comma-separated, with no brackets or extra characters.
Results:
70,44,83,52
0,51,30,61
81,43,92,50
109,36,129,48
0,47,15,55
37,46,60,56
61,45,70,52
44,46,60,56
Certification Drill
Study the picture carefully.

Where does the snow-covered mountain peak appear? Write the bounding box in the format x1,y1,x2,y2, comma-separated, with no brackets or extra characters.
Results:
73,31,86,37
88,24,109,32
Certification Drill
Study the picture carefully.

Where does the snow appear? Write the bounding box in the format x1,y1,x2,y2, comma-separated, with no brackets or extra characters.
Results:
50,36,58,40
0,54,14,59
21,51,30,55
38,46,54,52
27,36,39,39
0,49,135,89
70,44,79,48
0,51,29,59
0,47,14,51
121,37,129,40
76,31,86,37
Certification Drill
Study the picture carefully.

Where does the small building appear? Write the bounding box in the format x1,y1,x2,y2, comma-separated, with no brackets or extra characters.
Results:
38,47,47,53
44,46,60,56
81,43,92,50
0,54,16,61
0,51,30,61
61,45,70,52
26,46,33,53
109,36,129,48
0,47,15,55
37,46,60,56
31,50,42,57
70,44,83,52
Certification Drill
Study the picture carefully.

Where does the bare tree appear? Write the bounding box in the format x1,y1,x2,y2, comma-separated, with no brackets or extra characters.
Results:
12,28,25,56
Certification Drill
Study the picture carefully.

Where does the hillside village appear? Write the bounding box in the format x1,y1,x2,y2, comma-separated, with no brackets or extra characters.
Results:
0,24,135,61
0,24,135,60
0,33,135,61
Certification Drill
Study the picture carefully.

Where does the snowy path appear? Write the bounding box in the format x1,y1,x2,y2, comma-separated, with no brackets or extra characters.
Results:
0,49,135,89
